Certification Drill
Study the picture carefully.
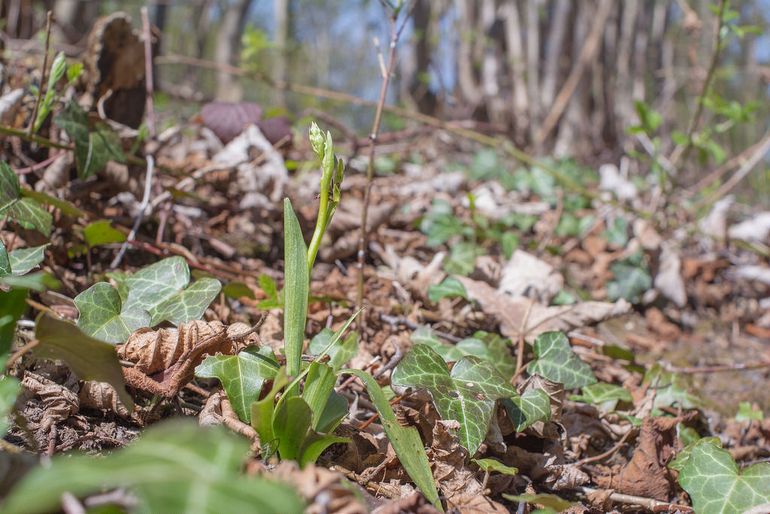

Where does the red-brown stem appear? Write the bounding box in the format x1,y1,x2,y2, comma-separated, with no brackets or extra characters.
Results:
27,10,53,137
141,7,157,138
356,8,408,323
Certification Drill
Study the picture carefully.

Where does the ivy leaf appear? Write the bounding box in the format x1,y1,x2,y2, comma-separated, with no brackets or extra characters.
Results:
504,388,552,432
412,327,516,380
195,346,279,423
643,364,701,414
527,331,596,389
54,101,125,179
391,343,518,455
0,241,10,275
122,257,221,326
34,313,133,409
344,369,441,511
420,199,468,246
83,219,126,248
672,438,770,514
607,261,652,303
735,401,763,422
149,277,222,326
444,241,478,276
7,245,47,275
1,420,304,514
571,382,632,412
0,162,52,236
428,276,468,302
75,282,151,344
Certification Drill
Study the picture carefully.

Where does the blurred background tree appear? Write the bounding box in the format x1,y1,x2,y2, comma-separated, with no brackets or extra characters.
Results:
2,0,769,194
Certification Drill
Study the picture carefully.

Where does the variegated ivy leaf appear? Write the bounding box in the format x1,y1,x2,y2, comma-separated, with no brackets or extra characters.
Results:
195,346,279,423
123,257,222,326
411,326,516,379
75,282,151,344
671,438,770,514
8,245,47,275
0,241,10,275
526,331,596,389
571,382,632,412
391,343,518,455
149,277,222,326
0,162,52,236
504,388,551,432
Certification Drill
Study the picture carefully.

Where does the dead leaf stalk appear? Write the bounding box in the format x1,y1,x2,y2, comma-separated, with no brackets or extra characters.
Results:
26,11,53,138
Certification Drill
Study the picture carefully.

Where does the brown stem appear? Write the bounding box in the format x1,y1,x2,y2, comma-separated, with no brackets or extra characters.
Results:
670,0,728,168
355,7,408,321
141,7,157,139
27,11,53,137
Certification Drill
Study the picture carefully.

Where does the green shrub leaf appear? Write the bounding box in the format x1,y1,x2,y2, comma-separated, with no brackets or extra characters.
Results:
571,382,632,411
0,162,52,236
672,438,770,514
344,369,441,511
391,343,518,455
428,276,468,302
195,346,279,423
34,313,133,409
308,328,358,372
504,389,552,432
1,420,304,514
54,101,125,179
83,219,126,247
75,282,151,344
527,331,596,389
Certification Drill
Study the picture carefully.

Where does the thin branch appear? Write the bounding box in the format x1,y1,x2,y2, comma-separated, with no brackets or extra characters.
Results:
141,6,157,139
669,0,728,168
110,156,156,268
27,11,53,137
355,5,410,318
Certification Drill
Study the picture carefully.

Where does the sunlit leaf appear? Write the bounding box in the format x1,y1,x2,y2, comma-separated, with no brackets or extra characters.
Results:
0,162,52,236
504,388,552,432
75,282,151,344
83,220,126,248
571,382,632,412
736,401,763,422
1,420,304,514
412,327,515,380
34,313,133,409
195,346,278,423
283,198,308,377
527,331,596,389
503,493,573,511
392,343,518,454
149,277,221,326
671,438,770,514
428,276,468,302
308,328,357,372
344,369,441,511
473,458,518,476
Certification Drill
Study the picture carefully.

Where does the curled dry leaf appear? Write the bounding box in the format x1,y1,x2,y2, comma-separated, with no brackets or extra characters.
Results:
78,381,132,418
118,320,255,375
21,373,79,432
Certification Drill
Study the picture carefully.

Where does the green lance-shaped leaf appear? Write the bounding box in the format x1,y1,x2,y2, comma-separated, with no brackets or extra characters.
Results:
473,458,518,476
283,198,308,378
526,331,596,389
0,162,52,236
671,438,770,514
75,282,151,345
32,52,67,134
391,343,519,455
344,369,441,511
1,419,305,514
34,313,133,409
0,373,20,438
195,346,279,423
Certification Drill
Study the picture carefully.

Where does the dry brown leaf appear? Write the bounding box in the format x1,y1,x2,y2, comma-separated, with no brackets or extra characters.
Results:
21,373,79,432
457,276,631,340
498,250,564,303
78,381,132,418
118,321,253,374
271,461,369,514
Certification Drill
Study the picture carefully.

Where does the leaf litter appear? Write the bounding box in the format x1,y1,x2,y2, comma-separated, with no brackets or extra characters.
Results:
2,14,770,514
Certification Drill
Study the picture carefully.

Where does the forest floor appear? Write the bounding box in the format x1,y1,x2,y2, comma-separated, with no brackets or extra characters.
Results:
2,42,770,514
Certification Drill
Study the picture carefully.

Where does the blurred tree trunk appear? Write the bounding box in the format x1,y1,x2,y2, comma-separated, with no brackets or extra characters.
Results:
215,0,254,101
53,0,98,44
273,0,290,108
408,0,438,115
